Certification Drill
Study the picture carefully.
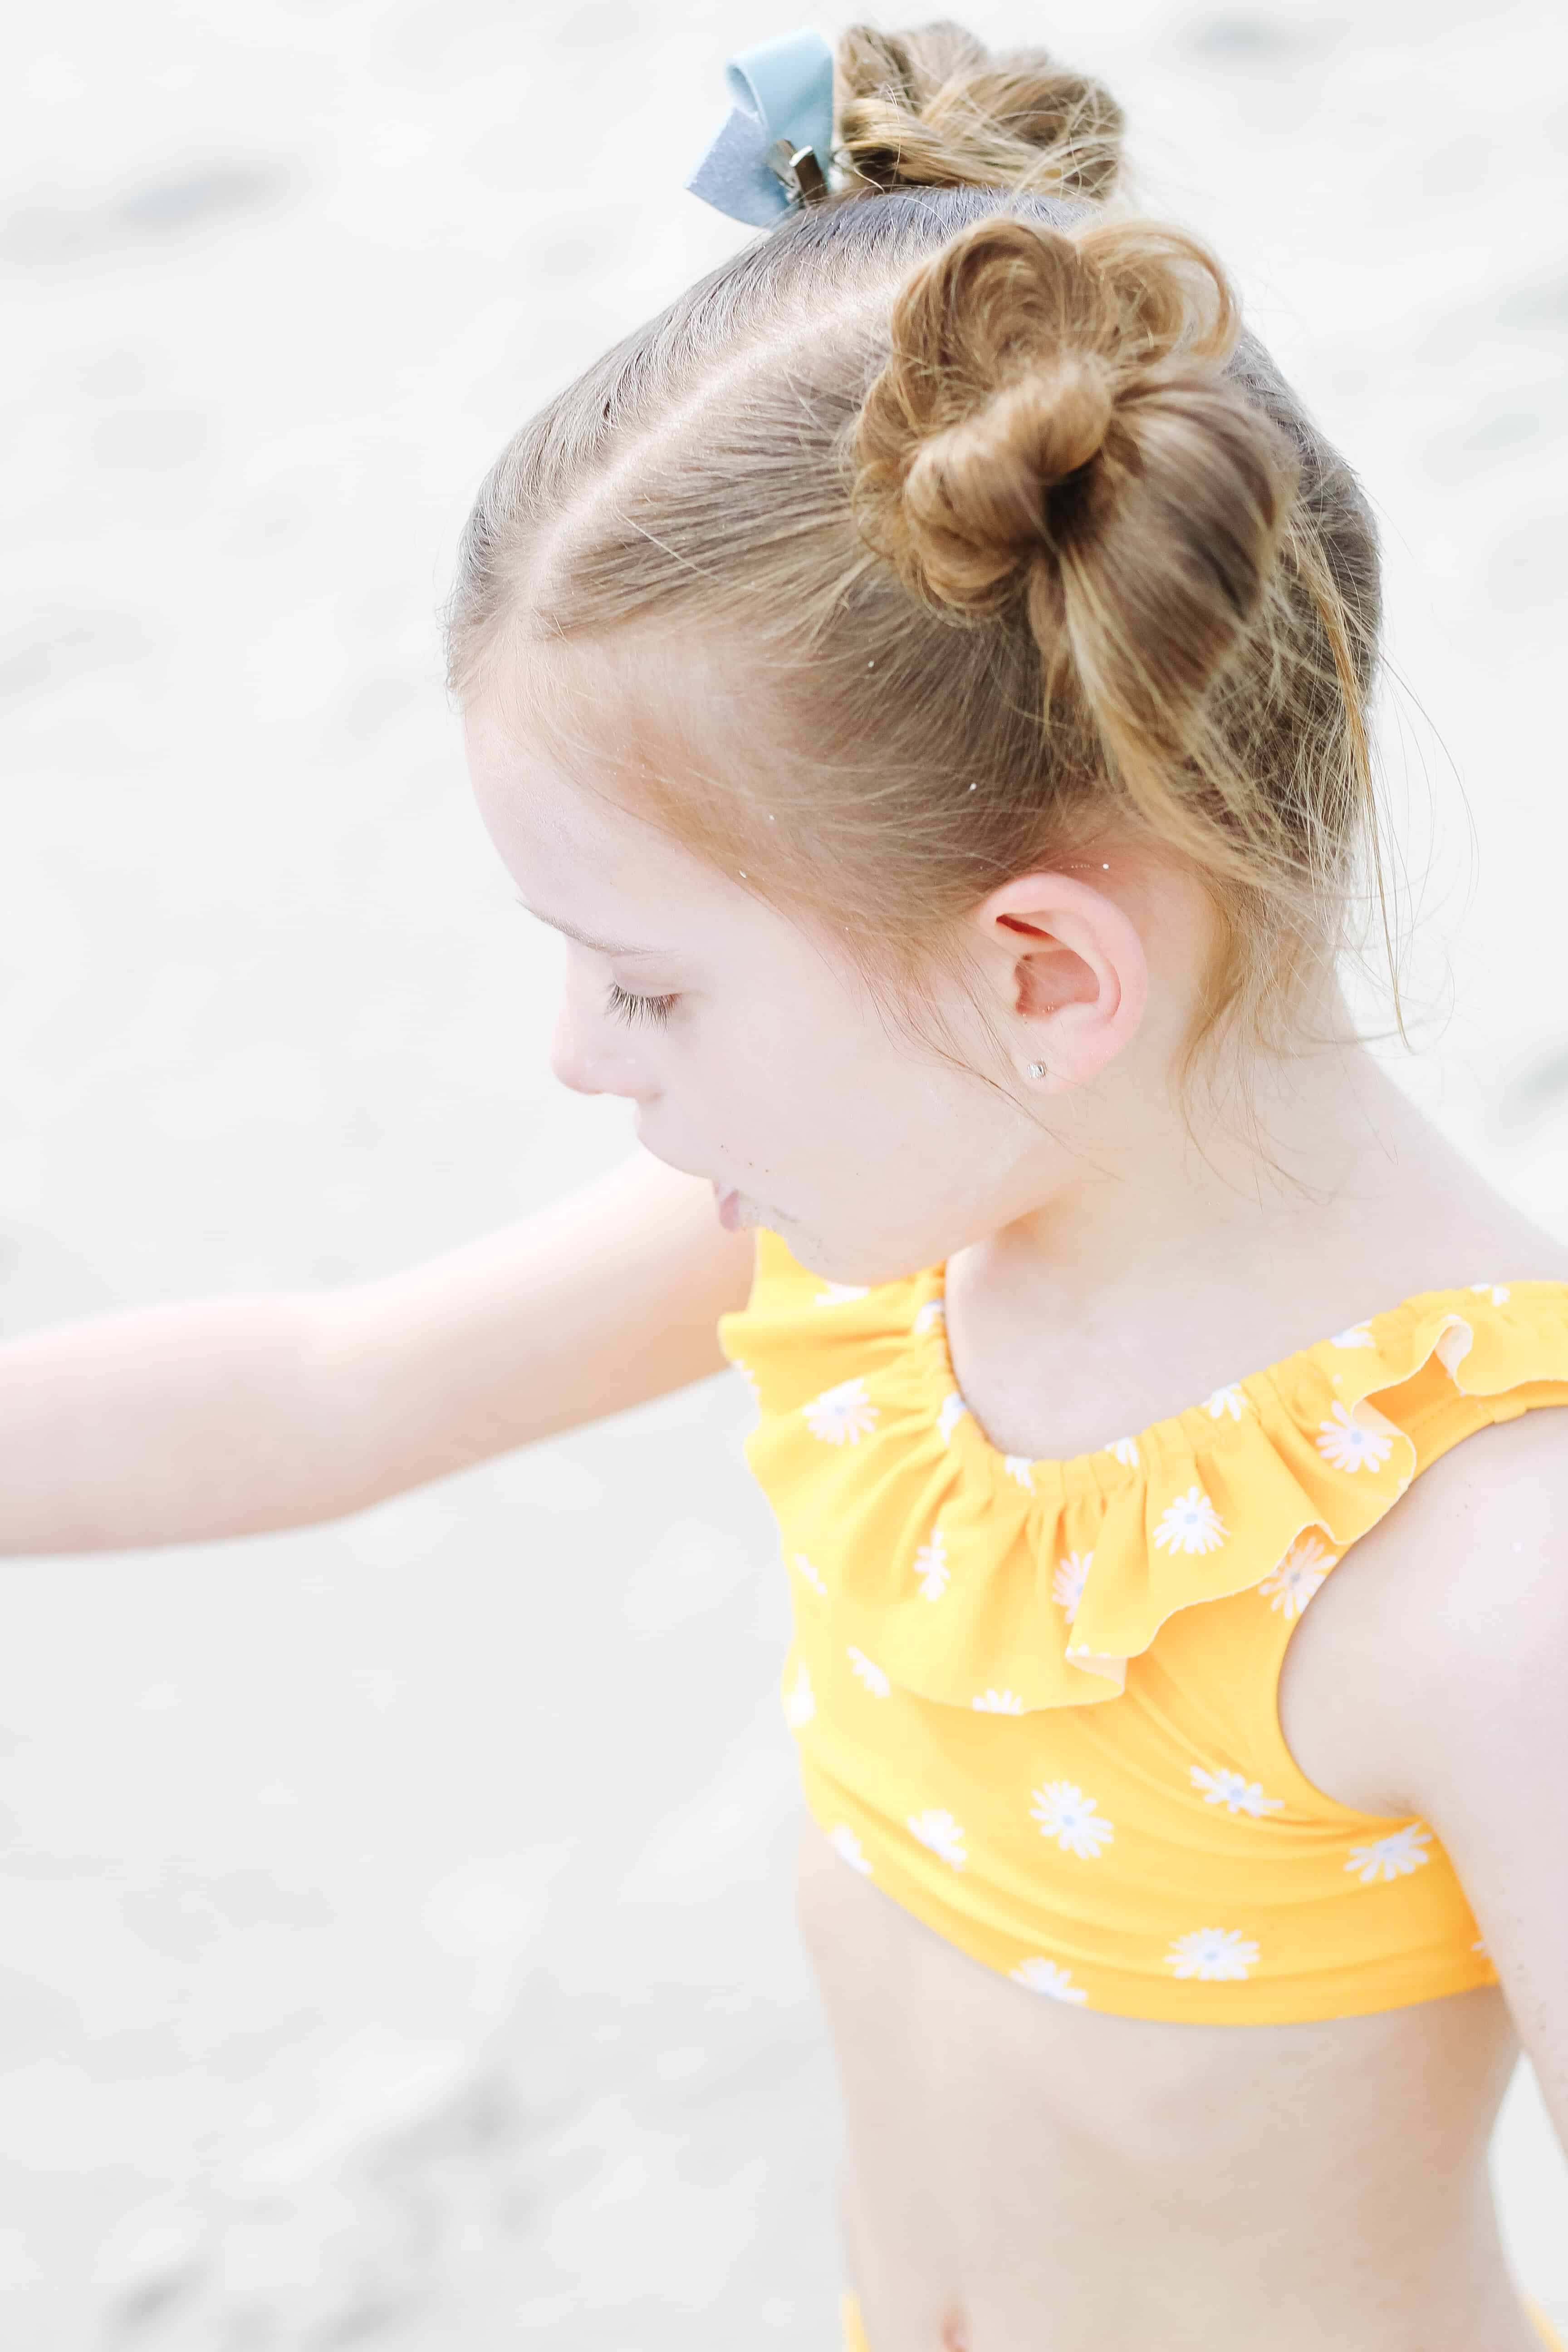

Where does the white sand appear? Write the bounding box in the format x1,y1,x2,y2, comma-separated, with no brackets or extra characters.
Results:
0,1,1565,2342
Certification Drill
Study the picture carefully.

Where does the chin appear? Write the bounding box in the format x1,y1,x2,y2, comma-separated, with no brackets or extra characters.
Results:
785,1225,931,1290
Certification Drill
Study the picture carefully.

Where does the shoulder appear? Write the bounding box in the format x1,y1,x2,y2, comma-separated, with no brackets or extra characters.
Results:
1389,1403,1568,1660
1277,1399,1568,1818
1360,1402,1568,1801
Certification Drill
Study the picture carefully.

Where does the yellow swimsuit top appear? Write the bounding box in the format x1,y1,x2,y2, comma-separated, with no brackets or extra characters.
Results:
716,1230,1568,2024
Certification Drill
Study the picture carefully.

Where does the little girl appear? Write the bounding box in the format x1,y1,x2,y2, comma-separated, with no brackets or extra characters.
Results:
5,20,1566,2349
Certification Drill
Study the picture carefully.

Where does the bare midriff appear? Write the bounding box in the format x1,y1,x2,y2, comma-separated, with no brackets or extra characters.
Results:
796,1820,1538,2352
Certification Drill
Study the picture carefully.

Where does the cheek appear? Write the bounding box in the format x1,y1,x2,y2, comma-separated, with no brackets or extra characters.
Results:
674,1013,834,1164
698,1035,811,1132
715,1034,904,1169
681,962,984,1177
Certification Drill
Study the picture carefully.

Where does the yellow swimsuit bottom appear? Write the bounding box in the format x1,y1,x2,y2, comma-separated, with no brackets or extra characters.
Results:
838,2298,1565,2352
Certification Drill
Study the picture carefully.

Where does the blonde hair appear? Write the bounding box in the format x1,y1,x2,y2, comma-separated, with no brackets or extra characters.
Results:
446,20,1385,1094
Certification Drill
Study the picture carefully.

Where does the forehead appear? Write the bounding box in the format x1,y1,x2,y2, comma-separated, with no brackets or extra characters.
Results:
462,687,762,948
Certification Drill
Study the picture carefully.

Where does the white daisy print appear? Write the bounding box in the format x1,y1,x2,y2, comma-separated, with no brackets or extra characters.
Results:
846,1646,891,1698
1153,1485,1227,1555
1004,1455,1036,1493
803,1376,878,1446
1107,1434,1141,1468
1345,1822,1432,1885
1259,1533,1337,1618
828,1824,873,1876
1052,1550,1093,1623
1190,1765,1284,1818
972,1689,1025,1713
913,1297,946,1335
1166,1927,1259,1981
730,1355,761,1397
783,1661,815,1729
1205,1383,1249,1421
1030,1781,1115,1859
1330,1322,1376,1350
1315,1400,1396,1475
1471,1934,1490,1958
1468,1283,1510,1305
791,1552,827,1597
937,1390,970,1446
1011,1957,1088,2004
914,1524,950,1601
907,1809,966,1869
814,1280,870,1304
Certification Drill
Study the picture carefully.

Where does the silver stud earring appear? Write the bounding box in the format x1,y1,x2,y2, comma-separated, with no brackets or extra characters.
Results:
1026,1061,1047,1078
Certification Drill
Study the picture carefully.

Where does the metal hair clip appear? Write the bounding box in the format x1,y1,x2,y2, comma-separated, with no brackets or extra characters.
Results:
686,30,836,227
766,136,828,205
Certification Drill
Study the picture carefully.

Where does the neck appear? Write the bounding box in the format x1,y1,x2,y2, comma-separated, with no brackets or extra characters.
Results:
991,1003,1507,1326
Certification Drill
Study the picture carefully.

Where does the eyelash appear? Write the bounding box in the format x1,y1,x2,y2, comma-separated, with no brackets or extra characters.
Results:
605,981,678,1029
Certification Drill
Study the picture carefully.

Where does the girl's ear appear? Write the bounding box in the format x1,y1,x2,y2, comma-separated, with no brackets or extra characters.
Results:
968,869,1149,1093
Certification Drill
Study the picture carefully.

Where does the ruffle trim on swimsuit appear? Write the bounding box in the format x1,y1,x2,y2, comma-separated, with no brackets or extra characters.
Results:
717,1235,1568,1715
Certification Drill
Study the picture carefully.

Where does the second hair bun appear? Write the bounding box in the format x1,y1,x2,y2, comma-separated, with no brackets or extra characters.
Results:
835,21,1125,202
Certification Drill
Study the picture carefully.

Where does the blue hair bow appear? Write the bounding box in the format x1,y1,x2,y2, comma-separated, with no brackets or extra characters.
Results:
685,29,835,227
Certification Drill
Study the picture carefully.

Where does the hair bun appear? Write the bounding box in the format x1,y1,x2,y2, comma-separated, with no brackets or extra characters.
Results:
836,21,1124,203
900,359,1114,607
854,216,1147,616
853,214,1299,817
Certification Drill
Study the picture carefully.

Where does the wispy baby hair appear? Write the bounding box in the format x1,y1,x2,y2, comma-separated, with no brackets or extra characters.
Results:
447,19,1385,1085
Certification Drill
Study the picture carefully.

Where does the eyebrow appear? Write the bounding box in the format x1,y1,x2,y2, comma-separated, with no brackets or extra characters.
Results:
515,900,665,958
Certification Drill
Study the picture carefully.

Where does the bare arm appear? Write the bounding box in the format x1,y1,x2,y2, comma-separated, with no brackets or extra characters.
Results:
1373,1411,1568,2153
0,1151,756,1554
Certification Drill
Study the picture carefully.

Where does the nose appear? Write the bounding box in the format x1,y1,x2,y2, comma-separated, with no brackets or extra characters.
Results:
548,1002,655,1103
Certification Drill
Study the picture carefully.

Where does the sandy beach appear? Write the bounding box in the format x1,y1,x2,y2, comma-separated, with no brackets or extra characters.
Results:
1,1,1566,2342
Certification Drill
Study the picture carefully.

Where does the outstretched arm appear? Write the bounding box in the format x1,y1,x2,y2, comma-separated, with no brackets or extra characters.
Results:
0,1150,755,1554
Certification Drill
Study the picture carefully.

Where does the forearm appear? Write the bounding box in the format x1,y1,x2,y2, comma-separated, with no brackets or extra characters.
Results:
0,1294,348,1554
0,1154,753,1558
